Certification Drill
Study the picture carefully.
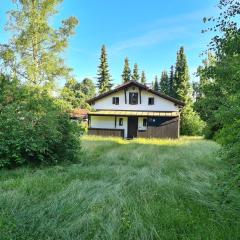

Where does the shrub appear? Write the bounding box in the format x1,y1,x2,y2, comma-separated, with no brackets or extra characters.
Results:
181,105,206,136
0,78,82,168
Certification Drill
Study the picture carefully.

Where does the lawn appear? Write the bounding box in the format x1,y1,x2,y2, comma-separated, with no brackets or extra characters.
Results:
0,136,239,239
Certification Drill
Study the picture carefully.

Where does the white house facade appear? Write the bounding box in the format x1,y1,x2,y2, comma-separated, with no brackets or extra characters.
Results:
87,81,184,139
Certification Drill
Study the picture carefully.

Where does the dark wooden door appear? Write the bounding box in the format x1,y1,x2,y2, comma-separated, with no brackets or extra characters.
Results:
127,117,138,138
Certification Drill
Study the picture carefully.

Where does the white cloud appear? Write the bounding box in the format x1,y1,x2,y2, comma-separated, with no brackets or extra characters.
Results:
108,7,216,55
109,26,187,55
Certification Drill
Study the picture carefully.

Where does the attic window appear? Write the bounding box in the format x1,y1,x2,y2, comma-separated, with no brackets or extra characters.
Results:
129,92,138,105
112,97,119,105
148,97,154,105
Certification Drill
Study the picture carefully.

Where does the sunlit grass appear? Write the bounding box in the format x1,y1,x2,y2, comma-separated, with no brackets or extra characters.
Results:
82,135,203,146
0,136,239,239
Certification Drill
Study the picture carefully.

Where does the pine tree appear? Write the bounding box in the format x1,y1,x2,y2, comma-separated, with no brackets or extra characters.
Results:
121,57,131,83
97,45,112,93
174,47,191,103
159,70,169,94
153,75,159,92
169,65,175,97
141,71,147,84
131,63,140,81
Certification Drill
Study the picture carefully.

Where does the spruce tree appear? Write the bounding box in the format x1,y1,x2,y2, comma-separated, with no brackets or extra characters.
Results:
169,65,175,97
97,45,112,93
153,75,159,92
141,71,147,84
121,57,131,83
173,46,204,135
131,63,140,81
159,70,169,94
174,47,191,103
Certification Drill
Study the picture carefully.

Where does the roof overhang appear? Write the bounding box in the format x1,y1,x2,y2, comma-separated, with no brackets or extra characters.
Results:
87,81,185,107
88,110,179,117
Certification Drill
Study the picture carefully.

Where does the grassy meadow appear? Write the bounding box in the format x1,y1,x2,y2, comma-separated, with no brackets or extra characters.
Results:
0,136,239,239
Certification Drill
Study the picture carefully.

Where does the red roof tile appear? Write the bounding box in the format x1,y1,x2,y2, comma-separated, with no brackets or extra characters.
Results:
71,108,89,118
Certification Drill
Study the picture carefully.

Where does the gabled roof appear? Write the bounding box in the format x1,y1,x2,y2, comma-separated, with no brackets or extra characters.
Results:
87,80,184,106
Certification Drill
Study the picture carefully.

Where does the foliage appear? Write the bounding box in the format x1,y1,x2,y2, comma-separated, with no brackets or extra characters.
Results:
1,136,239,239
0,0,78,86
159,70,169,94
181,104,206,136
140,70,147,84
131,63,140,81
171,47,204,135
97,45,112,93
168,65,175,97
153,75,159,91
199,0,240,205
0,76,81,168
80,78,96,99
194,53,219,138
174,47,192,103
121,57,131,83
61,77,96,109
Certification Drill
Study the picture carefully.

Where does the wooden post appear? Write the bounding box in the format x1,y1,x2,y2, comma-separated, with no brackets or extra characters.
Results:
178,115,180,138
88,115,91,128
139,88,142,104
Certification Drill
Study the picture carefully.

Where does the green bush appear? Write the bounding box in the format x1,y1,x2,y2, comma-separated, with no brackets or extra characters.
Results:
181,105,206,136
0,78,82,168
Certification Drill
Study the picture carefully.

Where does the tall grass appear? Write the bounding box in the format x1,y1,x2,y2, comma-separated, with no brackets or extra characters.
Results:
0,136,239,239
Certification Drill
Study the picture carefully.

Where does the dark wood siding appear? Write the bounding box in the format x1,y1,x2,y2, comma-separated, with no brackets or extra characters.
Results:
127,117,138,138
137,117,179,139
88,128,124,138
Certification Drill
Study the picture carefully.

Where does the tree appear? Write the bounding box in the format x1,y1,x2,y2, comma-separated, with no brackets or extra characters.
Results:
61,78,82,108
121,57,131,83
159,70,169,94
173,47,204,135
0,75,81,168
131,63,140,81
0,0,78,86
61,77,95,109
169,65,175,97
193,53,218,138
80,78,96,99
199,0,240,207
97,45,112,93
174,47,192,103
153,76,159,92
0,1,81,169
141,71,147,84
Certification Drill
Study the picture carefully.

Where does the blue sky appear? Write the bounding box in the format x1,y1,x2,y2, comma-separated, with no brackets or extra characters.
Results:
0,0,218,86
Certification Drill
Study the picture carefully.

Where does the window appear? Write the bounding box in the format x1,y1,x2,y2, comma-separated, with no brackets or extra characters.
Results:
119,118,123,126
148,117,158,126
147,117,172,127
148,97,154,105
112,97,119,105
143,118,147,127
129,92,138,105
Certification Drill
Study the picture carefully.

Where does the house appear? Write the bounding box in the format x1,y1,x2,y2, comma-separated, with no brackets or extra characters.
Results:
70,108,89,122
87,81,184,139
